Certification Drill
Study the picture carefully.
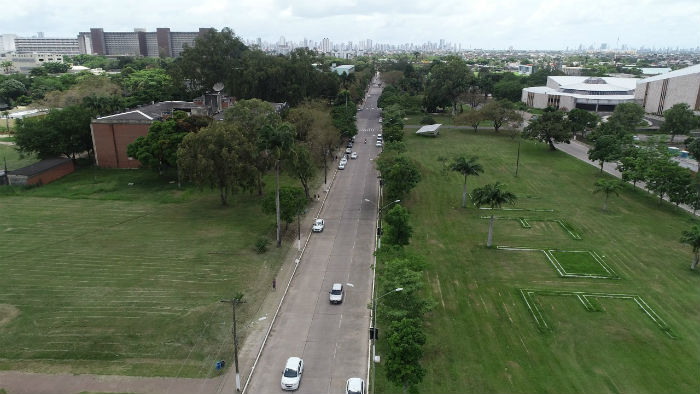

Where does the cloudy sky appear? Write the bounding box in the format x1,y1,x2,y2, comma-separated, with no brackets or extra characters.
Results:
2,0,698,50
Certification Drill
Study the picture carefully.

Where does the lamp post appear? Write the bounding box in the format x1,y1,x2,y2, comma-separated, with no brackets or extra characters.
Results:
220,295,246,391
371,287,403,394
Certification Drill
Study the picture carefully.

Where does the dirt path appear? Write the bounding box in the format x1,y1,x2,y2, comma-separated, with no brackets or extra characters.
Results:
0,162,343,394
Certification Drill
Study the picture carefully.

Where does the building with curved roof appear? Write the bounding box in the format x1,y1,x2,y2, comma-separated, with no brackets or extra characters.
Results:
522,76,638,112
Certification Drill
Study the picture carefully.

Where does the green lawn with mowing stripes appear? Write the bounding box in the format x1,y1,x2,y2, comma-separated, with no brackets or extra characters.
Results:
0,168,294,377
374,129,699,393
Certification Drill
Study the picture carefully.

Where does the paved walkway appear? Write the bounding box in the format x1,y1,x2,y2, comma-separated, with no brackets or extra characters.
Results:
555,139,699,216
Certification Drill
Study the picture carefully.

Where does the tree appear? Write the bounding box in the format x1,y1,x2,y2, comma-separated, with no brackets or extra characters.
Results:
377,155,422,203
567,108,599,138
454,108,485,133
0,79,26,104
588,122,629,172
645,157,681,205
608,102,645,134
423,57,472,113
172,27,248,96
660,103,700,143
471,182,517,247
481,100,521,133
286,143,315,200
121,68,175,106
258,122,296,247
262,186,307,230
14,105,93,161
126,111,208,174
593,179,622,211
177,122,252,205
225,99,282,195
384,204,412,246
449,155,484,208
385,318,426,394
1,60,13,74
42,62,71,74
680,226,700,270
493,77,525,102
523,108,572,151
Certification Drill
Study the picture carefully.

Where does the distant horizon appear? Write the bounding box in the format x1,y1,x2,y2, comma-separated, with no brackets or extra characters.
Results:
2,0,699,50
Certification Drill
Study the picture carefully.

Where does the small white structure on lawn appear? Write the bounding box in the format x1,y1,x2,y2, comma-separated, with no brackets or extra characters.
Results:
416,123,442,137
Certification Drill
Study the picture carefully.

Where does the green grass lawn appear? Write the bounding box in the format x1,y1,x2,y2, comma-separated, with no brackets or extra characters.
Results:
0,144,37,171
0,167,302,377
374,128,699,393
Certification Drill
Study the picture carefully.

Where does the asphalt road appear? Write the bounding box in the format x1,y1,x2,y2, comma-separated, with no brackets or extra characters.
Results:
245,75,384,394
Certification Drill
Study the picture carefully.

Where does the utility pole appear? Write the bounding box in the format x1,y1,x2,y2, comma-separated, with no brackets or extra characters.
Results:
220,294,246,392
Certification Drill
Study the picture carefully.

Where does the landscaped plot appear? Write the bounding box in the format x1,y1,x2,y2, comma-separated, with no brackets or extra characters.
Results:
480,216,582,240
519,289,674,338
497,246,619,279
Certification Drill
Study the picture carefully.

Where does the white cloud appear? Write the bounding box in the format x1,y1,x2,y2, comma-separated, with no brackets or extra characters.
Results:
0,0,697,49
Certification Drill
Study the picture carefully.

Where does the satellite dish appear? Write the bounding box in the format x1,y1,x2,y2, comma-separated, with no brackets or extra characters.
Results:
212,82,224,92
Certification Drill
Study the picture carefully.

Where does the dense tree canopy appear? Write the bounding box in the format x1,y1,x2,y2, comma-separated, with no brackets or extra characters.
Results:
14,105,93,160
523,108,572,150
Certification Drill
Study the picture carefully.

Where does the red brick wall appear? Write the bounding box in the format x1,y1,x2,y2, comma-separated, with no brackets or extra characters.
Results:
91,122,150,168
26,160,75,186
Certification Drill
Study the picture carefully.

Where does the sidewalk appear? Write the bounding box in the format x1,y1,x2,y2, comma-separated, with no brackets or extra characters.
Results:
554,139,699,217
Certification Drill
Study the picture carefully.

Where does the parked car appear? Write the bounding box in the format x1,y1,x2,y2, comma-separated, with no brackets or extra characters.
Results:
338,162,346,170
329,283,344,304
376,133,382,140
281,357,304,391
351,152,358,159
346,147,352,154
346,378,365,394
312,218,325,232
375,141,382,147
347,142,353,148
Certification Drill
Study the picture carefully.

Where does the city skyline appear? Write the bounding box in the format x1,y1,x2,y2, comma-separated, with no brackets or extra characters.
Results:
2,0,699,51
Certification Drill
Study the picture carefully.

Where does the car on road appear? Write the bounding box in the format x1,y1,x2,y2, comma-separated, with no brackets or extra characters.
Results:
351,152,358,159
346,378,365,394
376,133,382,140
281,357,304,391
329,283,344,304
338,162,346,170
346,147,352,154
312,218,325,232
347,142,353,148
375,141,382,147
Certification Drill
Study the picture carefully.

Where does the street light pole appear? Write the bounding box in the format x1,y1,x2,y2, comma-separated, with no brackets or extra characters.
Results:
371,287,403,394
220,295,246,392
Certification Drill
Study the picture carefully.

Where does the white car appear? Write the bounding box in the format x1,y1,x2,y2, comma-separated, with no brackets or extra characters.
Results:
346,378,365,394
281,357,304,391
329,283,344,304
351,152,358,159
375,141,382,147
312,218,325,232
376,133,382,140
338,162,346,170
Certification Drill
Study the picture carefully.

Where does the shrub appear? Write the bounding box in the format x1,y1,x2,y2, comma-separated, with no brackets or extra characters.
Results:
420,115,435,125
254,237,270,254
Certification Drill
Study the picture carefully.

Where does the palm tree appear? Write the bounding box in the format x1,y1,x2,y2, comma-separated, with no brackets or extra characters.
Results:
448,155,484,208
593,179,622,211
471,182,517,247
680,226,700,270
258,122,295,247
1,110,9,133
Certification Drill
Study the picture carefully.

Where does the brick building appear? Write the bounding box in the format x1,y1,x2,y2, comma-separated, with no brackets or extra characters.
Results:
6,157,75,186
90,96,234,168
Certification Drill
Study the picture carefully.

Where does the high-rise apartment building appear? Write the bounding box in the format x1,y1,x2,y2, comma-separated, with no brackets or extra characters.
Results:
14,37,81,55
78,28,211,57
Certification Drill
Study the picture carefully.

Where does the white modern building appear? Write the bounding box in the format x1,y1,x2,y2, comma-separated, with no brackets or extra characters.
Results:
635,64,700,115
0,34,17,53
14,37,81,55
0,52,64,73
522,76,638,112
